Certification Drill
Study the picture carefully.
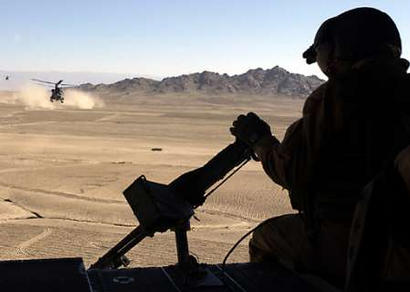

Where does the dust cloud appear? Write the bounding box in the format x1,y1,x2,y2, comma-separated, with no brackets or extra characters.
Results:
0,84,103,110
63,89,104,109
13,84,55,109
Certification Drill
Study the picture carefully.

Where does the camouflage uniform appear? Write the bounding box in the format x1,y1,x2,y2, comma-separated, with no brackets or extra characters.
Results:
249,57,410,283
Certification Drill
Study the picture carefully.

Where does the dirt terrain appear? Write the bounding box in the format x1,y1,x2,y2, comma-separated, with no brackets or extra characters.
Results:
0,92,303,267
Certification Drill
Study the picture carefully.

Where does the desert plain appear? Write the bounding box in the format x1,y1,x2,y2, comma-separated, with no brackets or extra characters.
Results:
0,91,303,268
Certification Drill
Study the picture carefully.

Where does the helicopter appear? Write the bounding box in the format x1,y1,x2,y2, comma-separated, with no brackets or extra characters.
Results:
31,79,76,103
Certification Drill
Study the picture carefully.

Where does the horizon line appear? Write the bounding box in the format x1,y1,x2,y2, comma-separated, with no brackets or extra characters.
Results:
0,65,323,82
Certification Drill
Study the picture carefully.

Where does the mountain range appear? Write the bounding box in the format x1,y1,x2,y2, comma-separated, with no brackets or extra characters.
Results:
79,66,324,97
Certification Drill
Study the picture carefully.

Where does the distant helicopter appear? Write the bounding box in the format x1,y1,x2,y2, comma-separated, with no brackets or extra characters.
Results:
31,79,76,103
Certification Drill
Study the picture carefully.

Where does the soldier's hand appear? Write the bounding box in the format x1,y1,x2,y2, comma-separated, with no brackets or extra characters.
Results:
230,112,271,147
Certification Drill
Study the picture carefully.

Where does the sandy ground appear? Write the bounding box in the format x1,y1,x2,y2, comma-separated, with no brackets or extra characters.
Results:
0,92,304,268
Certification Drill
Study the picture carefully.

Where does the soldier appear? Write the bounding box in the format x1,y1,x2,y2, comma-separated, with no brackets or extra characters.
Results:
230,7,410,286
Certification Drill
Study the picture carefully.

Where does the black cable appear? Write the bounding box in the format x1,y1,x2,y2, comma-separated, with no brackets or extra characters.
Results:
203,157,251,200
221,219,273,272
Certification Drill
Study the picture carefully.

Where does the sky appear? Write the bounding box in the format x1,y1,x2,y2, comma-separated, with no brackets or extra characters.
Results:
0,0,409,81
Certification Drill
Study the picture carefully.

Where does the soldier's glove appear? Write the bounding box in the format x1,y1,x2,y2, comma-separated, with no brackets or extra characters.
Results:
230,112,272,147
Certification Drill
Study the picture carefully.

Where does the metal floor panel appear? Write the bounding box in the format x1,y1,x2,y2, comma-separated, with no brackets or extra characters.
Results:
0,257,92,292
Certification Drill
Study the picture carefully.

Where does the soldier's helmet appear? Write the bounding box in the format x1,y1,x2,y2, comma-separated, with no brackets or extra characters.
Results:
303,7,402,64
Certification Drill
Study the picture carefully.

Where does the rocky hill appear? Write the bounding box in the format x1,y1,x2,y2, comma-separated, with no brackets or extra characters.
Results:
79,66,324,97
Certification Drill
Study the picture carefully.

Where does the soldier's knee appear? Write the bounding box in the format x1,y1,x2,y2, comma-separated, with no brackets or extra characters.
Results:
248,214,304,263
248,216,287,263
251,214,297,243
250,220,270,245
249,238,264,263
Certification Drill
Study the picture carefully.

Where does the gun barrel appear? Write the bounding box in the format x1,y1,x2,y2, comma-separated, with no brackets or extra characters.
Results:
169,141,252,207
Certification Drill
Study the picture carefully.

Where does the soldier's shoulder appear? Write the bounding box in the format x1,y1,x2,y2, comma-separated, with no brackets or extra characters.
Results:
303,82,328,115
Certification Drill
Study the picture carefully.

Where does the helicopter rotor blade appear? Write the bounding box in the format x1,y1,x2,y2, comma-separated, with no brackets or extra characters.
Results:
60,83,77,87
33,83,54,88
31,79,57,85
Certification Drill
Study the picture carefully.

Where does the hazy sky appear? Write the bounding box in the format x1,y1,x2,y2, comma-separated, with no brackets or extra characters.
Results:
1,0,409,79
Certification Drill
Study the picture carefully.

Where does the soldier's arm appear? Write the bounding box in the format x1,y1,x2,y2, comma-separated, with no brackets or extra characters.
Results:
252,83,328,189
252,120,302,189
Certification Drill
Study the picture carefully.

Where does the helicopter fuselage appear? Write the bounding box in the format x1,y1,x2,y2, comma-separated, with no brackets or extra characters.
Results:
50,87,64,103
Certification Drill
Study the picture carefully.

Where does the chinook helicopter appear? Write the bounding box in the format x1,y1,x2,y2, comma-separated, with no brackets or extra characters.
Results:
31,79,76,103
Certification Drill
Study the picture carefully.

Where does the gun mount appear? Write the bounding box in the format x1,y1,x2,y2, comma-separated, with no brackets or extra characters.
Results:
90,140,253,284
